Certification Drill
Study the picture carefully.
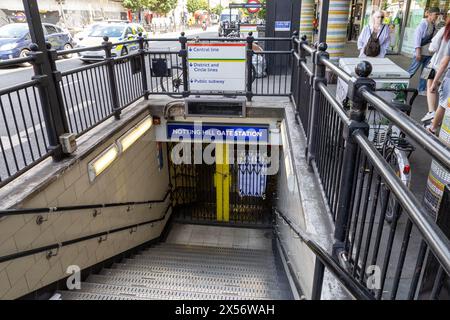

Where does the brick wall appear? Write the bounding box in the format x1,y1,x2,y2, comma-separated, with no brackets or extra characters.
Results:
0,113,170,299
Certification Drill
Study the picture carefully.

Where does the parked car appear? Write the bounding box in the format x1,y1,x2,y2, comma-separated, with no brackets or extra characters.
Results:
0,23,76,65
77,22,149,62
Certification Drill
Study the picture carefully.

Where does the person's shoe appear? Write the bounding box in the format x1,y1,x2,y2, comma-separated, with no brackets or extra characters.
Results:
418,90,427,96
421,111,435,122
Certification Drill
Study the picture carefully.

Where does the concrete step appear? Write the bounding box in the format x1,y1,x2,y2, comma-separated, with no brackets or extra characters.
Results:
58,282,270,300
85,274,289,299
132,253,278,269
110,262,283,284
57,241,293,300
152,243,273,256
140,247,274,262
99,268,291,290
118,258,279,275
57,291,139,300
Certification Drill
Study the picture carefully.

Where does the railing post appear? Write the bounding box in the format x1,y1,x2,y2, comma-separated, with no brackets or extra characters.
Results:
138,32,149,100
291,31,299,112
295,35,308,124
46,43,70,132
23,0,69,161
246,32,254,101
178,32,189,97
27,45,64,161
103,36,121,120
306,43,328,164
332,61,375,259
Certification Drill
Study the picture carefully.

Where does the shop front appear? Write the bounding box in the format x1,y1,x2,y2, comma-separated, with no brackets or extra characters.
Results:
350,0,449,56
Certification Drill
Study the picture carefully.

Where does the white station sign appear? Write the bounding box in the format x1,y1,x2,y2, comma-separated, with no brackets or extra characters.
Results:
187,43,246,92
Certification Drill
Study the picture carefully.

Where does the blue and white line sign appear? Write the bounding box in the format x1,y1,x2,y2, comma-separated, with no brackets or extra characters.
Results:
275,21,291,32
167,122,269,142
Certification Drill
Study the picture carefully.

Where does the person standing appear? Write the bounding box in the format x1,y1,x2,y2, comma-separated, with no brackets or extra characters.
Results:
407,7,441,95
421,12,450,123
427,41,450,134
357,10,391,58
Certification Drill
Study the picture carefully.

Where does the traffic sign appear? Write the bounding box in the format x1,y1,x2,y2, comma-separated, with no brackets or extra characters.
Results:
247,0,261,14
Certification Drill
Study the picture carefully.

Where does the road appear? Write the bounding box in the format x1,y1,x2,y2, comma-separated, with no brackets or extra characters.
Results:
0,29,218,184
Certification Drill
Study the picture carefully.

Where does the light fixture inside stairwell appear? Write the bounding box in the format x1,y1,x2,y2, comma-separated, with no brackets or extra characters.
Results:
117,115,153,153
88,144,119,182
87,115,153,182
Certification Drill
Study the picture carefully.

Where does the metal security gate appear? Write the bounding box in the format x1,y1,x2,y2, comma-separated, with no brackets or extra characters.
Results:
168,142,276,226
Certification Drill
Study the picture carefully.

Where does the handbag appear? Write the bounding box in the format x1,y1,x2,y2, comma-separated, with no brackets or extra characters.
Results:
420,62,434,80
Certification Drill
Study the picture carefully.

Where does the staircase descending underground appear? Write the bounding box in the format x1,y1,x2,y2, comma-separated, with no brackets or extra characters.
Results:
57,242,294,300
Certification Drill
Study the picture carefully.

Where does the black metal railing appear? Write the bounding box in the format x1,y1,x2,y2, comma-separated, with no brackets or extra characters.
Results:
0,57,53,187
288,36,450,300
0,30,295,188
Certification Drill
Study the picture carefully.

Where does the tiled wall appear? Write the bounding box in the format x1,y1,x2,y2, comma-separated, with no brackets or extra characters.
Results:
0,115,170,299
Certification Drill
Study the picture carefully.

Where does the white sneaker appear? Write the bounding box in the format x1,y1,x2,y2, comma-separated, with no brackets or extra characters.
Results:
421,111,435,122
419,90,427,96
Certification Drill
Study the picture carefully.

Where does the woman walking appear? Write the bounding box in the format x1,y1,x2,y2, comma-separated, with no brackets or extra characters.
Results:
421,11,450,124
357,10,391,58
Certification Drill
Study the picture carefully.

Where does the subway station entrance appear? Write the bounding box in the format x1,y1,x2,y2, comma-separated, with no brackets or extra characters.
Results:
168,142,276,227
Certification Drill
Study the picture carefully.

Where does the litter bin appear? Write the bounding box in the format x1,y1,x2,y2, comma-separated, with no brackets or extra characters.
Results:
336,57,410,105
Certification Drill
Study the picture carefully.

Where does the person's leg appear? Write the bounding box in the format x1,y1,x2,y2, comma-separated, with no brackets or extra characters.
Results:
426,78,437,112
407,56,421,78
418,56,432,93
429,106,446,133
429,77,450,132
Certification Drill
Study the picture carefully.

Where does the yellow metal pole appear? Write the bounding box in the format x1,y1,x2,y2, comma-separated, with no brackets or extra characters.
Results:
215,143,224,221
215,143,230,222
223,143,230,222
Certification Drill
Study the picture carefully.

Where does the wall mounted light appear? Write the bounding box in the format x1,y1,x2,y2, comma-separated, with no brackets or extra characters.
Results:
117,115,152,153
88,144,119,182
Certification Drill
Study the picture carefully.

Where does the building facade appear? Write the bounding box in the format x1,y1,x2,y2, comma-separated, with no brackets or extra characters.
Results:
0,0,126,31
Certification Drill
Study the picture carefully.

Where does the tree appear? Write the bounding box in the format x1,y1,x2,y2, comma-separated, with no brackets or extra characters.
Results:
146,0,178,15
186,0,208,13
122,0,143,11
211,4,224,15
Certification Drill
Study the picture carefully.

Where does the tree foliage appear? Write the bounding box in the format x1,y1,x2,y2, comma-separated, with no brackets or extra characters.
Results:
147,0,178,15
186,0,209,13
211,4,224,15
123,0,177,15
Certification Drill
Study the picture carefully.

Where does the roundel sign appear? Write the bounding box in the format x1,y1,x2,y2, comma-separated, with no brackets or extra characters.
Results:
247,0,261,14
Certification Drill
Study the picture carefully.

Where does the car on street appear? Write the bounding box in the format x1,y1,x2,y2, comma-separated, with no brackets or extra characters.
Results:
77,22,149,62
218,9,241,37
0,23,76,64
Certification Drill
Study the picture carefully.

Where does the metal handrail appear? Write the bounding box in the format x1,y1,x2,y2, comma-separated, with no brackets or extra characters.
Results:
60,60,108,76
0,189,171,217
57,45,106,55
0,79,42,96
320,57,352,84
0,203,172,264
274,208,375,300
361,88,450,169
301,43,315,55
0,55,35,67
353,132,450,275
